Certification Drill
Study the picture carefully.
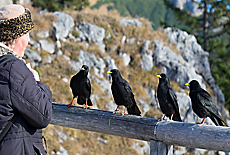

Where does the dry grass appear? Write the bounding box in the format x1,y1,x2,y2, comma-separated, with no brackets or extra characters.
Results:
43,125,141,155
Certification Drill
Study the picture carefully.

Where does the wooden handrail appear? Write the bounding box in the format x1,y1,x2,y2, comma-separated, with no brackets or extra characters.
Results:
50,103,230,152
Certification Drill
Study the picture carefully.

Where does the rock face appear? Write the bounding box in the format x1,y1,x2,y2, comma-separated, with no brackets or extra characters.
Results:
141,40,153,71
53,12,75,41
67,50,106,78
119,53,131,66
38,39,55,54
120,19,142,27
153,39,203,89
169,0,203,16
75,22,106,52
25,48,42,67
164,27,226,116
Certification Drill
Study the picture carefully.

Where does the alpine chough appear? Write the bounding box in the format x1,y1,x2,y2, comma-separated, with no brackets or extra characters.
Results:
185,80,228,126
68,65,92,108
157,73,182,121
107,69,141,116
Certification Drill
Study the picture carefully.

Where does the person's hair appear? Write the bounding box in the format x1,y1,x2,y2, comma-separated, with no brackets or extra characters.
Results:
2,40,14,47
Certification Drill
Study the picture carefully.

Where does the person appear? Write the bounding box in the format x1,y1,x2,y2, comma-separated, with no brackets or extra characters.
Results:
0,4,52,154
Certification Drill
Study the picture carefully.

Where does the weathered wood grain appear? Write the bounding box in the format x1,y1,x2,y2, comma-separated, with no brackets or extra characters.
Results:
50,103,230,152
150,140,173,155
51,102,158,140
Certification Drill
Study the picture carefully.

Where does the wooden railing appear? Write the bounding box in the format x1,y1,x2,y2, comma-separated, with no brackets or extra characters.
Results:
50,103,230,155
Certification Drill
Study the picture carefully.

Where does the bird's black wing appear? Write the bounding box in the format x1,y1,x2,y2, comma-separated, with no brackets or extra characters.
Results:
123,80,134,98
123,79,141,116
168,87,179,112
197,91,228,126
168,87,182,121
86,77,91,92
197,90,216,112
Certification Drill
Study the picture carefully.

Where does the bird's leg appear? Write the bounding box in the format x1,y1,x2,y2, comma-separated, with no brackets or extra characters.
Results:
123,107,126,115
68,98,75,107
113,105,119,113
198,118,207,125
84,101,88,109
162,114,167,120
159,114,167,121
170,114,174,121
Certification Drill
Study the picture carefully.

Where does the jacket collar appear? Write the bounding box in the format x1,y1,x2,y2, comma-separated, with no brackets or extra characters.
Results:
0,42,25,62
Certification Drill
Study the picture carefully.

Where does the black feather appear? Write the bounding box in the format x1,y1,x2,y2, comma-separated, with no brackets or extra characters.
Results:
108,69,141,116
186,80,228,126
69,65,92,107
157,73,182,121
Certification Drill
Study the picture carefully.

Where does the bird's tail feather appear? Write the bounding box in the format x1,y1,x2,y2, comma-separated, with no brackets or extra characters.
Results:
210,115,228,127
87,98,93,106
127,104,141,116
173,113,182,122
77,96,92,106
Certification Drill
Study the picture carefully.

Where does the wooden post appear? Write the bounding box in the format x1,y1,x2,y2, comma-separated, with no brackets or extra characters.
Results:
150,140,173,155
51,103,230,152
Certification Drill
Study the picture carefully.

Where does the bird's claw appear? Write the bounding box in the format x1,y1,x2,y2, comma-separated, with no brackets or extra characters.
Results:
67,104,73,107
113,112,122,116
198,123,206,126
113,110,119,113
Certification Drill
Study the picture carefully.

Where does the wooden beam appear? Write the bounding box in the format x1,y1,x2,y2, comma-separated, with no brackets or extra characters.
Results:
50,103,230,152
150,140,173,155
51,102,158,140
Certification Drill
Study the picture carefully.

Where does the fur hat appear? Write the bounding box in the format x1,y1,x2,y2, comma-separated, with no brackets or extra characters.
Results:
0,4,34,42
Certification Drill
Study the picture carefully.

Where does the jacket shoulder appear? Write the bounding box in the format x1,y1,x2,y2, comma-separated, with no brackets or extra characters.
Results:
9,59,32,90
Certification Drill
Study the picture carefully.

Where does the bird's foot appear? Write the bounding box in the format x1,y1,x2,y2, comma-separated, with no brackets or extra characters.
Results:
113,112,122,116
68,103,73,107
158,118,167,121
84,105,90,109
198,118,207,126
113,110,119,114
198,122,206,126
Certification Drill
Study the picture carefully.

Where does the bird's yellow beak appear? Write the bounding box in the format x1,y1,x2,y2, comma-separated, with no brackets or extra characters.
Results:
107,71,112,74
185,83,190,86
157,75,161,78
81,68,85,71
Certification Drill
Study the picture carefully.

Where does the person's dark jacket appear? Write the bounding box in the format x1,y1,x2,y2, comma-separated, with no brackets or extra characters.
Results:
0,55,52,155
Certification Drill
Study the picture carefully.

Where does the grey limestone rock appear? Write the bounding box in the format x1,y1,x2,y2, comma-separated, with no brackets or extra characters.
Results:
141,40,153,71
24,48,42,67
68,50,106,78
75,22,105,52
138,99,150,116
169,0,203,17
119,52,131,66
141,53,153,71
132,140,150,155
106,56,118,71
38,39,55,54
53,12,74,41
153,39,203,88
120,19,142,27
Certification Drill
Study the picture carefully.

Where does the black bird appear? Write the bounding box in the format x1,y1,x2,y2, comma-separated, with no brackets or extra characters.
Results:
185,80,228,126
68,65,92,108
157,73,182,121
107,69,141,116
